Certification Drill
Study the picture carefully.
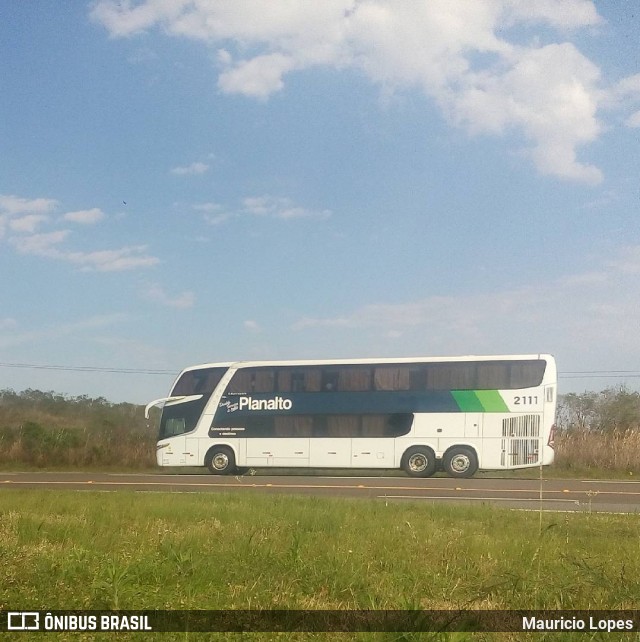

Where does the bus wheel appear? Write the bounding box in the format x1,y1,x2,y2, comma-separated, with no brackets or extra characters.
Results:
205,446,236,475
443,447,478,478
401,446,436,478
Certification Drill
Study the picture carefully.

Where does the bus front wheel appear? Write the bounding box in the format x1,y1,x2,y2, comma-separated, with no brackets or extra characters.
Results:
205,446,236,475
443,447,478,478
401,446,437,478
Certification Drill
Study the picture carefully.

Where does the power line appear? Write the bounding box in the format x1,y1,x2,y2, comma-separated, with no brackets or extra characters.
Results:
559,370,640,379
562,370,640,374
0,362,177,375
1,361,640,379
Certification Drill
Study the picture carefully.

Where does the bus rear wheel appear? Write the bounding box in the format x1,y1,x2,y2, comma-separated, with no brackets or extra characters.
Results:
205,446,236,475
401,446,437,478
443,447,478,478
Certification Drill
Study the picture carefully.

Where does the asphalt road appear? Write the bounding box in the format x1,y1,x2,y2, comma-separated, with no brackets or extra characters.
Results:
2,471,640,513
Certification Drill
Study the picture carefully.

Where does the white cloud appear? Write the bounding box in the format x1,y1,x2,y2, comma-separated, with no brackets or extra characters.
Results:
604,246,640,275
626,111,640,128
0,194,58,239
62,246,160,272
195,195,331,225
242,195,331,220
0,194,58,216
90,0,628,183
3,193,159,272
8,214,50,234
10,229,158,272
170,162,209,175
192,202,221,213
244,320,262,333
0,318,18,331
218,53,297,100
290,245,640,371
10,230,70,257
63,208,106,224
193,202,237,225
144,284,195,308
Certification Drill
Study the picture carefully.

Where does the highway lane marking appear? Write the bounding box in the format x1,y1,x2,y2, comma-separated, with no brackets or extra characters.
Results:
3,478,640,497
378,495,579,503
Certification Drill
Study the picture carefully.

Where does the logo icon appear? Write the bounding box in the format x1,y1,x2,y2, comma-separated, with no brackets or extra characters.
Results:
8,612,40,631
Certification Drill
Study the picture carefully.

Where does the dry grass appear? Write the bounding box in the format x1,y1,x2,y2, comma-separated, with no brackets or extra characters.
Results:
554,428,640,475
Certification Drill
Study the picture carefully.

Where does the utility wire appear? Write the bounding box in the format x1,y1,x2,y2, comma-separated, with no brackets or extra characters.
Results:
0,362,176,375
2,361,640,379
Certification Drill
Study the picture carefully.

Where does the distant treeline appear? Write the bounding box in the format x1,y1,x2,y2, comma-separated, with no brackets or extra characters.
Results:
555,387,640,474
0,389,155,468
0,387,639,473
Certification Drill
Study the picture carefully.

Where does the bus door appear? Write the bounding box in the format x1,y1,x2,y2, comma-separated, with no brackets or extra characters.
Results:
245,439,310,466
309,438,351,467
351,415,395,468
155,397,206,466
245,415,311,467
351,438,394,467
245,439,274,466
464,414,481,438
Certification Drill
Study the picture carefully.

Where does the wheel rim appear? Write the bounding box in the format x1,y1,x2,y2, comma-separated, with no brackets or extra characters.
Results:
450,454,471,473
212,453,229,470
408,453,427,473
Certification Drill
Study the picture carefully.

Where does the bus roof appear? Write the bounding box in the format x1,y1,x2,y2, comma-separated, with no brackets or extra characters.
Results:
180,354,555,372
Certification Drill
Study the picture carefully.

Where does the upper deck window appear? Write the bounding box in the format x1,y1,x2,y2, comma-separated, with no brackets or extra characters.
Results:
172,368,227,396
223,360,546,395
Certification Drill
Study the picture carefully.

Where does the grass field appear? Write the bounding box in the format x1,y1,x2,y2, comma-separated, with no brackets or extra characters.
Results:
2,489,640,641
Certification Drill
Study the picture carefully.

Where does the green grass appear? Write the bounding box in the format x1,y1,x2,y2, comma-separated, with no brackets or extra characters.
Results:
2,490,640,641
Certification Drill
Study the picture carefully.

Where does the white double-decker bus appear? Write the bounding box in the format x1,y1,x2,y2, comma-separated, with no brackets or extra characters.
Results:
147,354,557,478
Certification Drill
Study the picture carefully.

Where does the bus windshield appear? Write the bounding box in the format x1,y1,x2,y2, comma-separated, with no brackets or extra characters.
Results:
158,367,228,439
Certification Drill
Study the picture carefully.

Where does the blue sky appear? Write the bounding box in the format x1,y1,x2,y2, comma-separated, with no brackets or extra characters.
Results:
1,1,639,403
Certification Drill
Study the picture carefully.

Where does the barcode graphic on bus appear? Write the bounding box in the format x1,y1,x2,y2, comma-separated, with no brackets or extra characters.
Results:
501,415,540,466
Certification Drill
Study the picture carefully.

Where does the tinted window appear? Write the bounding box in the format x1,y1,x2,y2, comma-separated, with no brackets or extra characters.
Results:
509,361,546,388
338,367,372,391
225,360,546,394
266,368,321,392
214,414,413,438
407,360,546,390
227,368,275,393
374,366,410,391
159,396,210,439
172,368,227,396
426,363,476,390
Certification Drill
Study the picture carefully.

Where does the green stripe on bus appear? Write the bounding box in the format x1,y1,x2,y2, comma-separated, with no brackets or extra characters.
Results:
451,390,509,412
451,390,484,412
474,390,509,412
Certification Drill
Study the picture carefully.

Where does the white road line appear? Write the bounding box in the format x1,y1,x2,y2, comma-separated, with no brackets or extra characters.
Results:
376,495,579,503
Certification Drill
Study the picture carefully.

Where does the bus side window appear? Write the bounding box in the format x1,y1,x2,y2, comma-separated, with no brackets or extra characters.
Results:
165,418,186,436
361,415,385,437
426,363,476,390
277,369,292,392
510,361,546,388
254,369,275,393
477,363,509,389
227,369,252,393
375,367,410,390
409,366,427,390
305,369,322,392
387,413,413,436
338,368,372,391
321,370,339,391
327,415,359,437
287,369,321,392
